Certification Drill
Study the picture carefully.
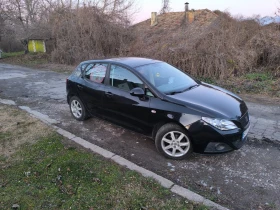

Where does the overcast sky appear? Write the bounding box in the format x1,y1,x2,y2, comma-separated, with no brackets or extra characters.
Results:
133,0,279,23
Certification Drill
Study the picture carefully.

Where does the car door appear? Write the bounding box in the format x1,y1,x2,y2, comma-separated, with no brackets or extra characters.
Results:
102,64,152,132
78,62,108,115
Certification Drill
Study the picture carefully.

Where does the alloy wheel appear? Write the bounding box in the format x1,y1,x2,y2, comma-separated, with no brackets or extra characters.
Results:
71,99,82,119
161,131,190,157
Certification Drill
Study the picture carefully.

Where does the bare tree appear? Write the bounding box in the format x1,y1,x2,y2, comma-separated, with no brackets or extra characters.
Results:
160,0,170,14
50,4,135,64
0,13,4,42
46,0,137,63
0,0,137,62
0,0,136,34
0,0,55,53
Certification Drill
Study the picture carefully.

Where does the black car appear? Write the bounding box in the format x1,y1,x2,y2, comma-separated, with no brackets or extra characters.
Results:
66,57,250,160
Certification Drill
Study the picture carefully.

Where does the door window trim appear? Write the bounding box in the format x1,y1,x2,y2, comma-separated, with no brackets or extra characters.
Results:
104,63,156,98
83,62,109,85
107,64,144,92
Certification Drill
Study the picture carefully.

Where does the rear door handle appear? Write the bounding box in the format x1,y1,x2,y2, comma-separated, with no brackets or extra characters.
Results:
77,85,83,90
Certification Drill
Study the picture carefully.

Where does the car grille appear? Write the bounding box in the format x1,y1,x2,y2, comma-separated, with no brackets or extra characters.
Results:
240,112,250,128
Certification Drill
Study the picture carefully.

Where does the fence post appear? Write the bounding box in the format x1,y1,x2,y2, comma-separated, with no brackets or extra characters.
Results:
0,49,2,59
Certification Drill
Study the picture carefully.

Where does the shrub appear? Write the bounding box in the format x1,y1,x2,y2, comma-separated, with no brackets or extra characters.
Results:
128,11,280,79
50,6,133,65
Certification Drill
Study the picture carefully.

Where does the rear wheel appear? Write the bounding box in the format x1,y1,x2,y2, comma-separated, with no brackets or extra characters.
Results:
155,123,192,160
69,96,89,121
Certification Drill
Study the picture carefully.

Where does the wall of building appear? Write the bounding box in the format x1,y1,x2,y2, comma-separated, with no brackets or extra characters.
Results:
28,40,46,53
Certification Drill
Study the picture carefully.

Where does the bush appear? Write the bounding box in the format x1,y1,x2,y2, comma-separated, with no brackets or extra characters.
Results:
0,37,24,53
50,6,133,65
128,11,280,79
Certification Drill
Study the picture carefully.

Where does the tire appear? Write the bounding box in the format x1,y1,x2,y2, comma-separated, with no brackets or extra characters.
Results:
155,123,192,160
69,96,89,121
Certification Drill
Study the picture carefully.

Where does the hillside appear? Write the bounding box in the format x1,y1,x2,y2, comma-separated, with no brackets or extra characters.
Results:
128,10,280,81
130,10,218,56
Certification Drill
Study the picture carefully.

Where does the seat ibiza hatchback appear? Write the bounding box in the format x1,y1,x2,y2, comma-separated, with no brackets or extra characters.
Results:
66,57,250,160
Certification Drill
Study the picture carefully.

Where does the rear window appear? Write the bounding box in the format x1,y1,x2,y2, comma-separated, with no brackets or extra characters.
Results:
84,63,107,84
73,63,88,77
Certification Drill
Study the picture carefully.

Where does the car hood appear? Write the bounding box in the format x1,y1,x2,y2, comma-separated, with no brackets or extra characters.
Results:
165,83,248,119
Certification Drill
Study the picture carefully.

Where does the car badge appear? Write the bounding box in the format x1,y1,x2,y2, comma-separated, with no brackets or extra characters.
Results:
151,110,156,113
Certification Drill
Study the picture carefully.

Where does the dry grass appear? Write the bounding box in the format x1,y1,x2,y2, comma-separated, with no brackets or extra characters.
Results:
0,104,52,157
0,53,75,74
128,11,280,79
0,104,206,210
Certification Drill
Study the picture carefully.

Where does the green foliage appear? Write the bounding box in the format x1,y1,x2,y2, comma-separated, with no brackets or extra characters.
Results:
245,72,274,81
215,71,279,96
1,51,24,58
0,52,50,68
242,72,277,94
0,132,12,145
0,134,206,210
0,132,12,140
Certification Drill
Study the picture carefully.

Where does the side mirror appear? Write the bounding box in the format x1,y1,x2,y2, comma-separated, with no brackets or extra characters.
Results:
130,87,145,97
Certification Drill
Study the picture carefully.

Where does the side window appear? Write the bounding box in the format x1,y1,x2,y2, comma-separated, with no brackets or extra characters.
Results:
84,63,107,84
73,63,87,77
80,63,88,72
109,65,144,91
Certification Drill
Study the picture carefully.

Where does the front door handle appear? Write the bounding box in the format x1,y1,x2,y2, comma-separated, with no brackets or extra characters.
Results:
105,91,113,97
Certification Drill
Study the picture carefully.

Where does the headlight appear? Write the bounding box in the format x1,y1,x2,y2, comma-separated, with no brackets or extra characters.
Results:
202,117,238,131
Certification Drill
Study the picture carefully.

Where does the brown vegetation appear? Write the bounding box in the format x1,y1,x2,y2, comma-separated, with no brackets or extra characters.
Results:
129,11,280,79
0,105,52,157
0,0,135,56
50,6,133,64
1,1,279,82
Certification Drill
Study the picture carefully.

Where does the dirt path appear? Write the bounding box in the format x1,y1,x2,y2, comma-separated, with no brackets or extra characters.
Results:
0,63,279,210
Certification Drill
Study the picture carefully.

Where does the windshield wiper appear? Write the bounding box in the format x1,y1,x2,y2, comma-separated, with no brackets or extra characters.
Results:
166,84,199,95
188,84,199,90
167,90,184,95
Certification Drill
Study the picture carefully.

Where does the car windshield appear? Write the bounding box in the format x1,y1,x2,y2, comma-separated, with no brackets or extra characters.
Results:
136,62,197,95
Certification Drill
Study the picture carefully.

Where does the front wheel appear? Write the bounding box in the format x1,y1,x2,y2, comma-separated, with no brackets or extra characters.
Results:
155,123,192,160
69,96,89,121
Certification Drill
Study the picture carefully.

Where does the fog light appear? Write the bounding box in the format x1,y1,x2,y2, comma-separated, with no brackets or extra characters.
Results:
204,142,233,153
215,143,226,151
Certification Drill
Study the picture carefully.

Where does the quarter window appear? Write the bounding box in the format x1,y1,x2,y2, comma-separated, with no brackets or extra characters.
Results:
109,65,144,91
84,63,107,84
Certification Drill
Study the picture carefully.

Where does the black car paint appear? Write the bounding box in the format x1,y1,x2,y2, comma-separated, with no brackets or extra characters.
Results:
67,57,250,154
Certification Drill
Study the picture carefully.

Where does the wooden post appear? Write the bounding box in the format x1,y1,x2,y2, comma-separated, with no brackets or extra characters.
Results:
151,12,158,26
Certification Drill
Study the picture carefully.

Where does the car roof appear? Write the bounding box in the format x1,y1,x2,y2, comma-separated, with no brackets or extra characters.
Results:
80,57,162,68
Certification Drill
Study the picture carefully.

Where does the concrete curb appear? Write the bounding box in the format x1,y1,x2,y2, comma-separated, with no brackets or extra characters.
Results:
111,155,174,189
171,185,229,210
19,106,59,124
0,99,229,210
72,136,115,159
0,98,16,105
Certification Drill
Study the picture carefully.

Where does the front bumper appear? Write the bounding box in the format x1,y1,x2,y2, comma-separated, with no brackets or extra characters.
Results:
188,119,250,154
